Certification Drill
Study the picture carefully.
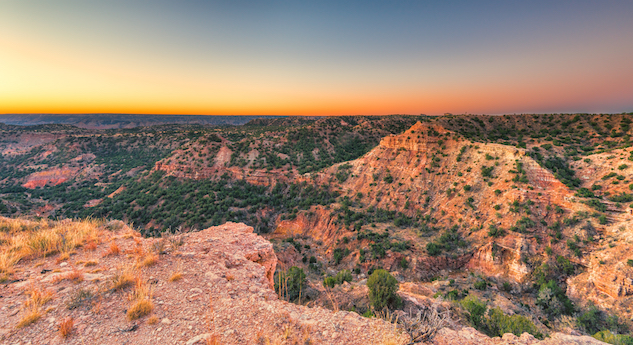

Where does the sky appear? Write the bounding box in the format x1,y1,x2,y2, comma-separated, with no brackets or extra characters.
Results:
1,1,632,116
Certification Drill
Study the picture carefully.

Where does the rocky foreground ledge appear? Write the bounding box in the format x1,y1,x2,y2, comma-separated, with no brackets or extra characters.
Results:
1,221,606,344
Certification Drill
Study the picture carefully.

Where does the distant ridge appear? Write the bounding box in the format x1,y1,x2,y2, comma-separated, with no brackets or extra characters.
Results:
0,114,286,129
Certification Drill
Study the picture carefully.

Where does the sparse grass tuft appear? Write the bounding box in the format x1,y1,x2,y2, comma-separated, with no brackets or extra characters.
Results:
110,268,136,291
59,317,74,337
66,269,84,283
17,306,42,328
83,259,98,267
17,286,53,328
168,271,182,282
127,280,153,320
139,253,158,267
147,316,159,325
106,242,121,256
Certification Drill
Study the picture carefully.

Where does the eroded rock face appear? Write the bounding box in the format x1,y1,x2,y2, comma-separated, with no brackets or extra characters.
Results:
567,233,633,320
22,167,80,188
467,236,531,283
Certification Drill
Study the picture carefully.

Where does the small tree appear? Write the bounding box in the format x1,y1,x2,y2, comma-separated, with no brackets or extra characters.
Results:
367,269,401,310
274,266,306,302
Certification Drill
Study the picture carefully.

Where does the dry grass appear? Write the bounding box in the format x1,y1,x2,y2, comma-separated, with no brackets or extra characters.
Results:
147,316,159,325
83,259,99,267
66,269,84,283
168,271,183,282
17,306,42,328
59,317,74,338
0,217,103,280
53,268,84,284
110,267,136,291
0,251,19,282
105,241,120,256
127,280,153,320
84,240,98,251
56,252,70,263
138,253,158,268
17,286,53,328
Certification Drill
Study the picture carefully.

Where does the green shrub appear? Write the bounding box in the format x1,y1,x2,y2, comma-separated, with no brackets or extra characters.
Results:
536,280,574,317
323,276,336,288
367,269,401,310
383,174,393,183
462,295,487,330
474,279,488,290
488,224,506,238
399,257,409,269
484,307,543,339
334,269,352,284
593,330,633,345
577,305,605,334
462,296,543,339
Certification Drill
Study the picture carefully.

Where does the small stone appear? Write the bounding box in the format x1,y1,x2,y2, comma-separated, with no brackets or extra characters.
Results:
185,333,210,345
161,318,172,325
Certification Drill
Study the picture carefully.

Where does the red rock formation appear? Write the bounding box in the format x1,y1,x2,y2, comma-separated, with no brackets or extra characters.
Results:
22,167,80,189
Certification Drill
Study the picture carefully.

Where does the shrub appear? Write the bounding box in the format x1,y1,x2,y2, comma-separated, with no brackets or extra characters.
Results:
599,215,608,225
462,295,487,330
501,282,512,292
426,242,442,256
474,279,488,290
334,269,352,284
367,269,401,310
323,276,336,288
484,307,543,339
488,225,505,238
462,296,543,339
593,330,633,345
536,280,574,317
577,305,604,334
399,257,409,269
481,166,494,178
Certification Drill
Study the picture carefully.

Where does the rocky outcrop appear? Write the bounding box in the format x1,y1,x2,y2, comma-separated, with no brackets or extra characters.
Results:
567,235,633,319
184,222,278,289
22,167,80,188
467,236,531,283
432,327,606,345
2,220,407,345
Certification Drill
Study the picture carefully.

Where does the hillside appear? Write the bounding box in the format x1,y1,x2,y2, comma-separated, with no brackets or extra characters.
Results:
2,113,633,343
0,217,608,345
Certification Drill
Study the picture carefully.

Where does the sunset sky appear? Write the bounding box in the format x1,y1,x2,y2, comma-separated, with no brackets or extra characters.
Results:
1,1,632,115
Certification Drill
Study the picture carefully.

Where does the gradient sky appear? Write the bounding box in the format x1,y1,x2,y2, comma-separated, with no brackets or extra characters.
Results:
1,1,633,115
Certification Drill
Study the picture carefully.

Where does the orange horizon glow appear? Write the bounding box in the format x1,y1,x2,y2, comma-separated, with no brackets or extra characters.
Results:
1,2,632,116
